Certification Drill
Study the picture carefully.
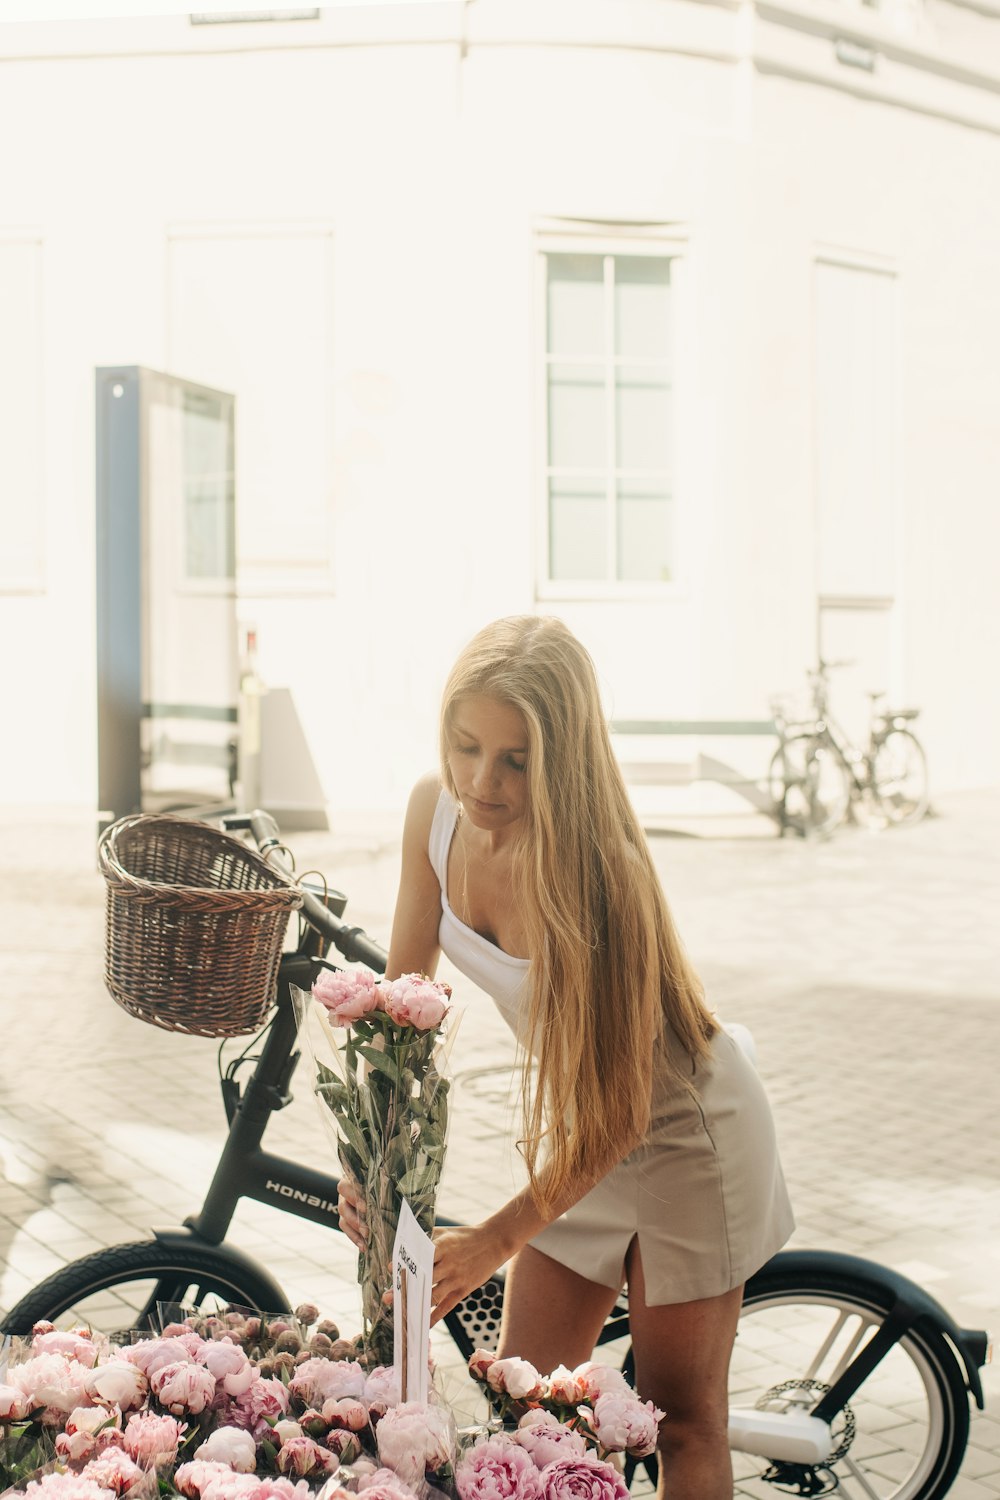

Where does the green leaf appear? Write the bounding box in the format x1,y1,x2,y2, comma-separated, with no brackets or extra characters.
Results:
357,1044,400,1082
337,1117,372,1163
396,1164,443,1195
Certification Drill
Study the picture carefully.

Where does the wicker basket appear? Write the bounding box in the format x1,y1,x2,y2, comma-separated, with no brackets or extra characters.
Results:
99,813,304,1038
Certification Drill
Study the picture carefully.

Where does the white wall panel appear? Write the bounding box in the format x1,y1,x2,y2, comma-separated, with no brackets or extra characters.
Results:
167,227,335,590
814,258,897,603
0,238,44,592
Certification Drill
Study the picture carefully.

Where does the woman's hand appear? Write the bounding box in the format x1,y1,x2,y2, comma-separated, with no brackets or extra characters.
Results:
337,1170,367,1250
430,1223,507,1324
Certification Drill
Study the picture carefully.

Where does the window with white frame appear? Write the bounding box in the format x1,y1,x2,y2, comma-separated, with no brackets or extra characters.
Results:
542,250,674,586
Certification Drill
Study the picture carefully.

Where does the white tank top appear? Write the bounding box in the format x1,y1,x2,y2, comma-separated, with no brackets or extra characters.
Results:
427,787,531,1041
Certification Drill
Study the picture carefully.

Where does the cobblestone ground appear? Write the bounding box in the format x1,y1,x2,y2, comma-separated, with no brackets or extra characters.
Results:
1,790,998,1493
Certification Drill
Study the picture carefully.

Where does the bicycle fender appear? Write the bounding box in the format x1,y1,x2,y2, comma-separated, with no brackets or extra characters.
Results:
150,1227,292,1316
751,1249,986,1409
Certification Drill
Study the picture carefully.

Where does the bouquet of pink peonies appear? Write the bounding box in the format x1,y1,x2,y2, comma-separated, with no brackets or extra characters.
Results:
302,969,457,1368
0,1309,458,1500
459,1351,664,1495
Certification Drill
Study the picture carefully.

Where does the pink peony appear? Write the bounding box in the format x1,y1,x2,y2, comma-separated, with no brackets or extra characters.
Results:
23,1477,116,1500
378,975,450,1030
124,1337,200,1378
199,1341,255,1397
151,1360,218,1415
536,1454,629,1500
9,1353,92,1422
194,1426,259,1472
122,1411,186,1467
570,1365,629,1404
355,1469,419,1500
513,1420,587,1469
271,1420,304,1444
0,1382,30,1421
455,1434,541,1500
275,1436,339,1478
485,1358,543,1402
544,1367,585,1406
313,968,381,1025
589,1393,663,1458
31,1331,100,1368
323,1397,369,1432
80,1448,147,1496
324,1430,363,1464
84,1360,148,1412
289,1359,366,1409
375,1401,453,1486
230,1375,290,1431
54,1405,124,1463
174,1461,253,1500
362,1366,402,1417
243,1482,312,1500
468,1350,498,1384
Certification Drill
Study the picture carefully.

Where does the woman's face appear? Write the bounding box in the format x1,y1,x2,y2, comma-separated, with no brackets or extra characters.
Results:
447,694,530,831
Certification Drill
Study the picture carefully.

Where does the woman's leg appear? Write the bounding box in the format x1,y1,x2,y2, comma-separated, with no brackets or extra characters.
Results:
625,1237,742,1500
498,1243,622,1369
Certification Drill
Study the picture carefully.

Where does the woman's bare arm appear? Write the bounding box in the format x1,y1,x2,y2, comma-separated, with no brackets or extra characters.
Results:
385,771,445,980
429,1131,643,1321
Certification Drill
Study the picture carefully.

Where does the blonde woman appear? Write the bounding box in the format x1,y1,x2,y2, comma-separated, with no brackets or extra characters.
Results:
339,615,793,1499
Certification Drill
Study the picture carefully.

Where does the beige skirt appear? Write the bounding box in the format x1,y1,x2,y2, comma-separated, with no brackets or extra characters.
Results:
529,1028,795,1305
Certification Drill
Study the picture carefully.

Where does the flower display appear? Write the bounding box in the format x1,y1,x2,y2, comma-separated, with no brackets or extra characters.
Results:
303,968,455,1367
0,1306,464,1500
1,1313,661,1500
465,1351,663,1467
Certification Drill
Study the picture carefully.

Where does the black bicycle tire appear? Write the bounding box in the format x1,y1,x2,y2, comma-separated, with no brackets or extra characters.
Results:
0,1240,290,1335
872,728,930,826
737,1261,970,1500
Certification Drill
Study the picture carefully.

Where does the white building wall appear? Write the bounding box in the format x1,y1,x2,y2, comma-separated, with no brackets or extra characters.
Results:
1,0,998,819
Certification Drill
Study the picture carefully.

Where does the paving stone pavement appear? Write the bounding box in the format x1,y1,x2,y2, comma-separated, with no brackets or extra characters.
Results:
1,790,998,1492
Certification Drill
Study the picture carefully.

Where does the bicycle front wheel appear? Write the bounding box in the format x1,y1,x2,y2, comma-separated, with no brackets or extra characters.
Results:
0,1240,289,1338
871,730,929,826
770,735,851,836
731,1263,970,1499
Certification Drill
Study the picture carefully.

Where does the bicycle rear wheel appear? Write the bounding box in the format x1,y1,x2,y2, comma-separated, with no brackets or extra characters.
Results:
871,730,929,826
0,1240,289,1338
770,736,851,836
730,1263,969,1499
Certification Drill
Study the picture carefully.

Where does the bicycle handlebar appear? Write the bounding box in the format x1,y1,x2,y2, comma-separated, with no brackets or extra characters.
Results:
222,811,388,974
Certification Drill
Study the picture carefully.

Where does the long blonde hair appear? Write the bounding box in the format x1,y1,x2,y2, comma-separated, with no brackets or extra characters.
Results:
440,615,717,1210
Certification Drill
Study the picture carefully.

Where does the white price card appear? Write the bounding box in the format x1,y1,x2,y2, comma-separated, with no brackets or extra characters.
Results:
392,1197,435,1403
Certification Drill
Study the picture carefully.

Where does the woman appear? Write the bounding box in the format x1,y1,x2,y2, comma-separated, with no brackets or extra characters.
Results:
340,615,794,1498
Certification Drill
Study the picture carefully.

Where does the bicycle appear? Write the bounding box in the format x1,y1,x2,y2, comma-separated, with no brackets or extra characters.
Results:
769,660,930,837
1,811,986,1499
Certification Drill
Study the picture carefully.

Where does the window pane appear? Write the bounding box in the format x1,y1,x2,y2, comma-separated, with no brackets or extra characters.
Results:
547,255,605,356
616,365,671,471
615,257,671,360
549,477,607,580
183,399,235,580
617,481,671,582
548,362,607,469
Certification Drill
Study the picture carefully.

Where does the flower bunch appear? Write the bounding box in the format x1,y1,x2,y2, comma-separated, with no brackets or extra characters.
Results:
455,1437,629,1500
304,969,456,1366
465,1353,663,1466
0,1311,457,1500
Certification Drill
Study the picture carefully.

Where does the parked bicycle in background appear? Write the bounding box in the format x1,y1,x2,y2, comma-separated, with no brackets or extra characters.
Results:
769,660,930,838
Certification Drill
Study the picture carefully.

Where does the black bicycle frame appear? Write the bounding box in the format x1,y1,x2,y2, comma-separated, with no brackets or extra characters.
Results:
185,953,343,1242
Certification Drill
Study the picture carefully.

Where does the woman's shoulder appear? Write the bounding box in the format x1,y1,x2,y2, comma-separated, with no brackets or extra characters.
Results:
402,772,450,843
